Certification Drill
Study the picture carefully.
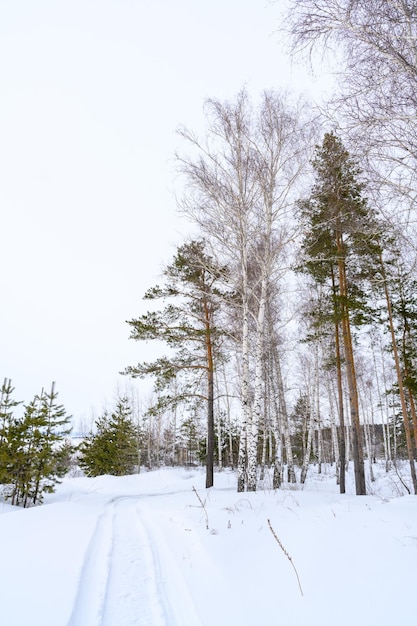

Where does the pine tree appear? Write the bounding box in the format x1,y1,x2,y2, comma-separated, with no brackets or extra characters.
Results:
2,382,72,507
79,397,139,477
299,132,382,495
31,382,73,504
0,378,22,486
123,240,227,488
291,394,311,466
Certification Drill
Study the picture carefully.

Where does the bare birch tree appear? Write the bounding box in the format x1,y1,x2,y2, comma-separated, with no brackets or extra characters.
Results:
177,89,313,491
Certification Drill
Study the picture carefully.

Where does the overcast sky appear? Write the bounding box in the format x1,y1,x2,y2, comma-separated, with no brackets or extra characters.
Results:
0,0,331,426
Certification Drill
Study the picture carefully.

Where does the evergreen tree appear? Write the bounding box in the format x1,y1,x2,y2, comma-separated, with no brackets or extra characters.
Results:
0,378,22,486
123,240,227,488
291,394,311,466
31,382,73,504
391,266,417,457
10,395,45,507
79,397,139,477
298,132,382,495
179,409,203,467
1,382,72,507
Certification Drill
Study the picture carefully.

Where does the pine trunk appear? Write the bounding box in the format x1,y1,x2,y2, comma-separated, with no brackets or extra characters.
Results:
336,232,366,495
331,266,346,493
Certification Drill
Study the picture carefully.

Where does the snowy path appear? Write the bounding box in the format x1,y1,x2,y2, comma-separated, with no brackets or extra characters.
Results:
2,467,416,626
67,495,204,626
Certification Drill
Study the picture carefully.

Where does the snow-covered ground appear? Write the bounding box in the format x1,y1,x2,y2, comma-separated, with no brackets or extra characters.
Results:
0,463,415,626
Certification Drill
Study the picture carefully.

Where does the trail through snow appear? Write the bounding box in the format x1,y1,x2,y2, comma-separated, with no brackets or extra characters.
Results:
0,465,416,626
67,493,204,626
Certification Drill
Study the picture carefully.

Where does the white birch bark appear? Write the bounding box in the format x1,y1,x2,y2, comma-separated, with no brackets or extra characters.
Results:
315,344,322,474
247,273,268,491
259,388,269,481
362,404,375,483
237,275,251,491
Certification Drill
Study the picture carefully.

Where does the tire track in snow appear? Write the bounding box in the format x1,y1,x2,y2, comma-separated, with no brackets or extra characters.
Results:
67,503,116,626
66,493,204,626
100,499,166,626
100,498,203,626
136,502,204,626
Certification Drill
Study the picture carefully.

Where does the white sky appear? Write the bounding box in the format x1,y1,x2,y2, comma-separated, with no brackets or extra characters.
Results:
0,0,331,424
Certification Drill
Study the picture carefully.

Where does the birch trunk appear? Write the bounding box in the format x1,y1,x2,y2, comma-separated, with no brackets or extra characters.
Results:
237,294,251,492
259,387,269,481
315,344,322,474
247,274,268,492
362,399,375,483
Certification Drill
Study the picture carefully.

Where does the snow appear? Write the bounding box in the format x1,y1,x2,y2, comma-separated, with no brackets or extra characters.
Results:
0,464,416,626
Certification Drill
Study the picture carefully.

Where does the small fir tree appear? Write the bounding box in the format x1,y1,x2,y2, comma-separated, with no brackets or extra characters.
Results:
78,397,139,477
31,382,73,504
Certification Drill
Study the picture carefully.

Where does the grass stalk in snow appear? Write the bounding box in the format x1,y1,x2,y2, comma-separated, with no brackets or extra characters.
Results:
192,486,209,530
267,518,304,597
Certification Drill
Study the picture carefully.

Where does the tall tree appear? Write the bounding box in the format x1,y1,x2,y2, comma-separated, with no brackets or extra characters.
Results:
298,132,382,495
123,240,225,488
